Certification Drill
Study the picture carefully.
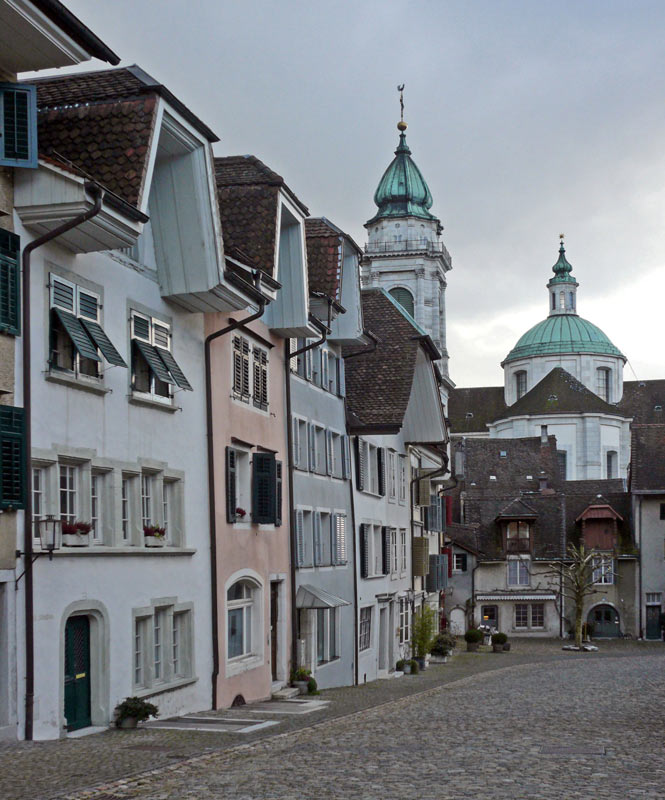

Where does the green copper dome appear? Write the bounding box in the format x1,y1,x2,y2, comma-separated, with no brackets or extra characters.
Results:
548,240,578,286
367,130,437,225
503,315,625,365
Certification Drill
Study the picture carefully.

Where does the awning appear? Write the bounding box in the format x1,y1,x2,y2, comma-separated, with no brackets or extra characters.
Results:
296,585,351,609
477,593,557,602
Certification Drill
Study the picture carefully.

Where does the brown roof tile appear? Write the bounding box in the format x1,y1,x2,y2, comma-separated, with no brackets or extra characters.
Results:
630,424,665,492
305,218,343,301
448,386,507,434
618,380,665,424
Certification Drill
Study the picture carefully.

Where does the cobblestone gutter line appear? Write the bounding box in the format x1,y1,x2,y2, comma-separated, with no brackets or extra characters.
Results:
56,657,608,800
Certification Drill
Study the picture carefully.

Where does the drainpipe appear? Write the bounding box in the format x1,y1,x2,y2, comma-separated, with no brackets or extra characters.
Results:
559,494,566,639
638,496,643,639
204,274,266,709
285,339,298,674
341,329,379,361
22,184,104,741
290,315,328,359
348,435,360,686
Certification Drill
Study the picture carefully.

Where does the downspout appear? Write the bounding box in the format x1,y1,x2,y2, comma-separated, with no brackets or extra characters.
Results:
348,434,360,686
22,184,104,741
285,340,298,674
290,315,328,359
559,494,566,639
638,496,643,639
205,274,266,708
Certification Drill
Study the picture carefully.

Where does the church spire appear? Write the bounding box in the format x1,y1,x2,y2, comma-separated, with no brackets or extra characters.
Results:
547,234,579,316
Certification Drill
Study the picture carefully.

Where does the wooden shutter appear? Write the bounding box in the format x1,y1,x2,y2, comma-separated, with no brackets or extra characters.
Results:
241,339,250,396
308,423,316,472
337,357,345,397
0,84,37,168
225,447,237,523
360,524,369,578
52,307,101,362
252,452,276,524
313,511,322,565
0,406,25,509
336,515,347,564
0,228,20,335
325,430,333,476
440,553,449,588
80,319,127,368
275,461,282,526
426,554,439,592
295,509,304,567
232,336,243,393
156,347,192,390
292,417,300,467
355,437,365,491
377,448,386,496
417,475,430,507
381,526,391,574
460,553,468,572
412,536,429,576
289,338,298,372
133,339,174,384
331,514,339,565
321,350,329,391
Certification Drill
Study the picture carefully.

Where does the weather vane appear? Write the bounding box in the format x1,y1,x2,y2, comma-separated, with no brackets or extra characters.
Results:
397,84,407,130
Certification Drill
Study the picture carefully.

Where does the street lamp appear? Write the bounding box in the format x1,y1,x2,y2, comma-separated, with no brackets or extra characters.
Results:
37,515,62,560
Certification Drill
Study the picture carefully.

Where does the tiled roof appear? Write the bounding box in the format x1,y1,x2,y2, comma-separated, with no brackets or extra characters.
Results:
446,523,480,555
630,425,665,492
305,218,343,301
32,68,148,106
214,155,308,278
618,380,665,424
495,368,629,421
448,386,506,434
343,288,428,431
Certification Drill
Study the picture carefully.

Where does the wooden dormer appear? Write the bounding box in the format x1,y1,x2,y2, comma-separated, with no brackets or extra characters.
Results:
576,502,623,551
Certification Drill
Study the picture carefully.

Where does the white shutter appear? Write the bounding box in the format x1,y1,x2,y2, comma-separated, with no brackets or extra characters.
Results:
336,514,347,564
321,350,329,391
292,417,300,467
313,511,322,566
342,436,351,480
309,423,316,472
289,338,298,372
296,510,304,567
326,430,333,476
337,357,346,397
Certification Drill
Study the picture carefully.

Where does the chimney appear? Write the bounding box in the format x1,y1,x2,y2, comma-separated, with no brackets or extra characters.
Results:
540,425,548,444
539,471,548,492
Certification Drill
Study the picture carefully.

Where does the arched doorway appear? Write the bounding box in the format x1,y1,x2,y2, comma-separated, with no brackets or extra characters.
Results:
588,604,620,638
449,608,466,635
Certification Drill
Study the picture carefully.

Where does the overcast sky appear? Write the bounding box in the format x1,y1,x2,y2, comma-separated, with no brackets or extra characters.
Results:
35,1,665,387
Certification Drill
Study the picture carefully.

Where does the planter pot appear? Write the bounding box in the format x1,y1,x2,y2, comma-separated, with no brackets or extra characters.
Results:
503,643,511,651
492,643,504,653
118,716,138,729
403,663,412,674
144,536,165,548
62,532,89,547
415,656,427,671
293,680,309,695
466,641,479,652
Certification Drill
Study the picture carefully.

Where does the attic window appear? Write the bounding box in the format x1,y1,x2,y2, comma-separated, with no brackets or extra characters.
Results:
526,475,533,480
499,451,507,458
489,475,497,481
465,412,474,419
548,394,558,402
655,405,662,411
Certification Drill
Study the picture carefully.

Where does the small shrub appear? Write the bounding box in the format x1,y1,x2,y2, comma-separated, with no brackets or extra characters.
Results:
464,628,483,644
291,667,311,682
396,659,406,671
114,697,158,725
492,632,508,645
430,632,456,656
409,659,419,675
307,676,319,695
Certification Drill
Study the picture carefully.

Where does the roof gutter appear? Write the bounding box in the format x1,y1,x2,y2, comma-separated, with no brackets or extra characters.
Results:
32,0,121,64
290,314,328,359
342,329,379,361
21,183,104,741
204,271,268,709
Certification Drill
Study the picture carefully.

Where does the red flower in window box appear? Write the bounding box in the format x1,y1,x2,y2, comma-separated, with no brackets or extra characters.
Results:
235,507,247,519
143,524,166,538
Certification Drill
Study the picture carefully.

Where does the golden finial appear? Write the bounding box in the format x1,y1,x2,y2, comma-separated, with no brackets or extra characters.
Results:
559,233,565,241
397,84,407,131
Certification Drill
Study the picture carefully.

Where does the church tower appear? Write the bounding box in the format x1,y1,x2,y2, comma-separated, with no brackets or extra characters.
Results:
361,95,453,398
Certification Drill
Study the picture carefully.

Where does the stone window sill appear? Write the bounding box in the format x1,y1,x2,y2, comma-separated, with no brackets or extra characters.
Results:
135,676,198,700
45,370,111,396
129,393,179,413
46,547,196,556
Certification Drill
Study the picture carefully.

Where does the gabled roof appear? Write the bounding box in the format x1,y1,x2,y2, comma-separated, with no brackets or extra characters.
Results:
630,424,665,492
448,386,506,434
496,497,538,519
343,288,437,432
576,502,623,523
495,368,629,421
446,523,480,555
214,155,308,278
619,380,665,425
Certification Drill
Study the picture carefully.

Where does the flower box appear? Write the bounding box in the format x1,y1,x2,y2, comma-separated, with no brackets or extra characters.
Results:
61,521,91,547
143,525,166,548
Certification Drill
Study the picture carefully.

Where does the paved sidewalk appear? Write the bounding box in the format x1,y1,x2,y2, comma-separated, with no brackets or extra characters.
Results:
0,638,661,800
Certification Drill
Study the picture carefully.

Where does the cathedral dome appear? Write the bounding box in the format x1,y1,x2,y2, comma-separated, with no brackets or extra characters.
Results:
503,314,625,365
367,129,437,225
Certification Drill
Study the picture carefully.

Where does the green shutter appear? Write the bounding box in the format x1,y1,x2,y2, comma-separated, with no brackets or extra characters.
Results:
133,340,174,384
360,524,369,578
0,228,20,335
80,319,127,367
0,406,26,510
252,452,276,524
0,84,37,168
226,447,237,523
155,346,192,391
275,461,282,526
51,307,101,362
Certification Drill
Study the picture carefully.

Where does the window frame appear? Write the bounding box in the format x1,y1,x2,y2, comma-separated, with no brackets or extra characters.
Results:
358,606,372,651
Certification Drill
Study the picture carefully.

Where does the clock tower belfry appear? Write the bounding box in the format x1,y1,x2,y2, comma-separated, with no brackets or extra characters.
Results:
361,89,453,399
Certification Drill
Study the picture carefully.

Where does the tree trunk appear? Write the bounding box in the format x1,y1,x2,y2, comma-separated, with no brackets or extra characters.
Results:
575,595,583,648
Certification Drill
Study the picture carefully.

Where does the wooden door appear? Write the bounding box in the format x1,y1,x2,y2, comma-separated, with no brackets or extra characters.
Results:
270,583,278,681
589,605,620,638
64,616,91,731
646,606,661,640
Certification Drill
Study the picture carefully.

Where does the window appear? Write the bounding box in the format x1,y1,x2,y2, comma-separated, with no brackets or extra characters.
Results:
399,597,410,644
332,513,347,565
121,476,132,541
227,580,258,659
646,593,662,605
515,370,527,400
226,447,281,525
531,604,544,628
389,287,415,318
368,444,379,494
292,417,308,470
0,227,20,335
557,450,567,480
294,509,311,567
592,555,614,585
515,604,528,628
481,605,498,627
400,528,407,573
141,473,153,528
172,611,188,678
90,472,103,542
606,450,618,479
398,456,407,504
515,603,543,629
388,451,397,500
316,608,338,664
358,606,372,651
308,423,326,474
507,558,530,586
134,617,148,688
327,352,337,393
596,368,611,402
153,608,166,681
453,553,468,572
0,83,38,168
506,521,531,552
391,527,398,575
133,603,192,690
32,467,44,538
131,310,191,401
59,464,77,523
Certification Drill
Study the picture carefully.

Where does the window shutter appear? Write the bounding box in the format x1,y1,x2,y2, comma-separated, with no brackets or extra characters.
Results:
337,515,347,564
225,447,237,523
360,524,369,578
308,423,316,472
132,313,151,341
381,526,391,575
321,350,329,390
460,553,468,572
232,336,243,393
252,452,276,524
275,461,282,526
0,84,37,168
355,437,365,491
292,417,300,467
325,430,333,476
337,357,345,397
440,553,449,588
80,319,127,368
377,448,386,496
412,537,429,577
0,228,20,335
52,307,101,362
0,406,26,509
313,511,322,565
156,347,192,391
241,339,250,396
417,475,430,507
295,509,304,567
426,554,439,592
133,339,174,384
331,514,337,565
305,346,312,380
289,338,298,372
342,436,351,480
78,291,99,321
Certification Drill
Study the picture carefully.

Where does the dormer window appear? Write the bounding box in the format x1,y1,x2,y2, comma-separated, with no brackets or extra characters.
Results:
515,370,527,400
505,521,531,553
596,368,611,402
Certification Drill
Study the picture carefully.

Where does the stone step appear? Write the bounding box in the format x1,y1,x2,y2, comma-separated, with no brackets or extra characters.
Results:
271,686,300,700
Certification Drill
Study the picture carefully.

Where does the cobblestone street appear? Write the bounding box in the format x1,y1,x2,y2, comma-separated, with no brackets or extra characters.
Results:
2,640,663,800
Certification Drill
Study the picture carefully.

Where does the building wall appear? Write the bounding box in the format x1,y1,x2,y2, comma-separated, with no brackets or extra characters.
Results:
445,545,475,633
206,313,291,708
16,234,212,739
634,495,665,639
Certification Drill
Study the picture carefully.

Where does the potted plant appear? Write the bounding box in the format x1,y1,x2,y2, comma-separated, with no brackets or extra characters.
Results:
235,507,247,520
114,696,158,729
62,520,92,547
430,632,456,662
143,524,166,548
307,676,320,695
491,632,507,652
396,659,405,672
464,628,483,652
291,667,311,695
408,659,419,675
412,605,436,670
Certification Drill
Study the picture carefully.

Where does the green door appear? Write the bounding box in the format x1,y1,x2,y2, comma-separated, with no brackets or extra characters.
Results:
589,605,620,638
646,606,661,640
64,616,91,731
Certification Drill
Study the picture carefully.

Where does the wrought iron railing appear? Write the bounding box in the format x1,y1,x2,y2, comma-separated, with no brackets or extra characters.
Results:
364,239,451,262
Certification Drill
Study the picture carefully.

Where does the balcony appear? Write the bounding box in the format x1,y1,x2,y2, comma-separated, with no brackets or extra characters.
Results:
364,239,451,262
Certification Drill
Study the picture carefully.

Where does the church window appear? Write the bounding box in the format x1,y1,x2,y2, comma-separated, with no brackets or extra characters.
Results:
515,371,527,400
557,450,567,480
597,368,611,402
569,291,575,310
559,291,565,309
389,287,414,318
606,451,618,479
551,293,556,311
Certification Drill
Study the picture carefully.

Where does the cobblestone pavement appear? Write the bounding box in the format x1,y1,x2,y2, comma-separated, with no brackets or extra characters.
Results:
1,639,663,800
